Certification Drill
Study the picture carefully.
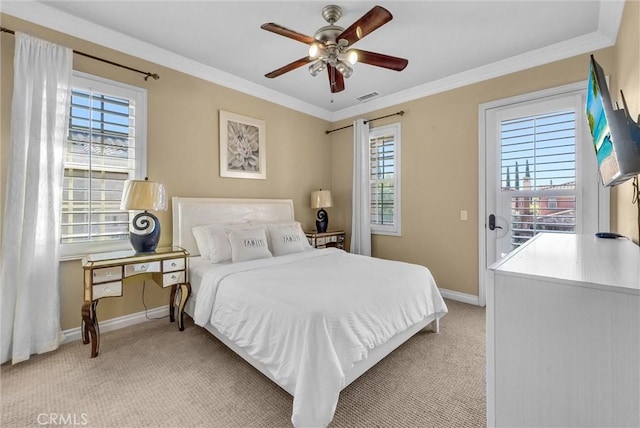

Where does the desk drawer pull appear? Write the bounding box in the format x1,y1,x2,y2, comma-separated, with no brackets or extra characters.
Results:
163,258,185,272
125,261,161,277
93,281,123,299
162,271,184,287
93,267,122,283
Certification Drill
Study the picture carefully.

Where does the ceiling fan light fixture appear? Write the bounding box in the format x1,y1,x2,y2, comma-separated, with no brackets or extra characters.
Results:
339,50,358,65
261,5,406,94
309,60,327,77
308,43,324,59
335,60,353,78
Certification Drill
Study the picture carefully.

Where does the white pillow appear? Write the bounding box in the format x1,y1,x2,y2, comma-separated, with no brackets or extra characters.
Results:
229,228,273,263
268,223,310,256
192,225,213,259
192,222,250,262
250,221,311,247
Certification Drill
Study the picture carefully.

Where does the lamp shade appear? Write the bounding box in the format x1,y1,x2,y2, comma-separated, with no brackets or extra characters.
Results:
120,179,167,211
310,190,333,209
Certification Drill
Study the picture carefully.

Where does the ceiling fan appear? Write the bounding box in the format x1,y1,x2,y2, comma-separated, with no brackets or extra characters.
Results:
261,4,408,93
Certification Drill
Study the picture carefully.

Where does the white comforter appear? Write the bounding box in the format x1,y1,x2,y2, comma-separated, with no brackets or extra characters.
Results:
193,248,448,427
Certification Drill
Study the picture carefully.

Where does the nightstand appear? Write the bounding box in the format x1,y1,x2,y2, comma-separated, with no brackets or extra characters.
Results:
305,230,346,250
81,246,190,358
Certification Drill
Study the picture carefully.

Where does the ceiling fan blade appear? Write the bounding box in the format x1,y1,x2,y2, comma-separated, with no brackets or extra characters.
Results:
265,57,312,78
260,23,315,44
327,65,345,93
353,50,408,71
337,6,393,46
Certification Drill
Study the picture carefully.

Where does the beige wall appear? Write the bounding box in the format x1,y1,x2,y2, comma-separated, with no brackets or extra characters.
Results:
1,1,638,330
611,0,640,244
0,15,332,330
331,0,639,296
331,50,616,296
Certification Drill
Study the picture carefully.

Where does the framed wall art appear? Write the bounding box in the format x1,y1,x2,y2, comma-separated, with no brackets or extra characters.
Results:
219,110,266,179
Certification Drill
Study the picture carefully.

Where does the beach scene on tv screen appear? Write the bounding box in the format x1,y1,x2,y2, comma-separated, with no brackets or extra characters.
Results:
586,65,613,167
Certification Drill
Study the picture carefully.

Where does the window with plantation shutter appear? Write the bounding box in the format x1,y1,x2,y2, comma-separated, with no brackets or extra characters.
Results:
369,123,401,235
500,109,577,250
60,72,147,259
483,83,608,295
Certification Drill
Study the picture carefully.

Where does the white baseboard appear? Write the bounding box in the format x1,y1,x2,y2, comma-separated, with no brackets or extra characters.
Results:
62,305,170,344
439,288,480,306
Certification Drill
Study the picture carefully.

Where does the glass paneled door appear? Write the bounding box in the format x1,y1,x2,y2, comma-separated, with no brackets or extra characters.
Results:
482,84,608,280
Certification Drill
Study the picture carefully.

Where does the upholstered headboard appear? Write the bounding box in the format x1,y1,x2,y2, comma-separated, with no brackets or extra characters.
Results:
172,197,295,256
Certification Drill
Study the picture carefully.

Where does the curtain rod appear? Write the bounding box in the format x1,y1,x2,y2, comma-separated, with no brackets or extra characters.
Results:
1,26,159,81
325,111,405,135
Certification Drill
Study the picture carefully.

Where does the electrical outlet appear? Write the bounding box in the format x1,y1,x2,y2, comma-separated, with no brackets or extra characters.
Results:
460,210,468,221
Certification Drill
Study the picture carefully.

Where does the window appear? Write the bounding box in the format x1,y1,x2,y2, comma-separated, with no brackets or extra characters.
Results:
369,123,401,235
500,106,578,250
60,72,147,259
481,82,609,307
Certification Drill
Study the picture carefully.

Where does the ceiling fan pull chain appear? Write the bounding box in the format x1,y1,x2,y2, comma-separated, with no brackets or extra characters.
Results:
329,63,335,103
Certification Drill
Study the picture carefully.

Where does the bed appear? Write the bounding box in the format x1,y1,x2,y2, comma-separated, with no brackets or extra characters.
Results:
172,197,448,427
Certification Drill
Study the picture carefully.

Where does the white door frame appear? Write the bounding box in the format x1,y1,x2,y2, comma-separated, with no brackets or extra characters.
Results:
478,80,610,307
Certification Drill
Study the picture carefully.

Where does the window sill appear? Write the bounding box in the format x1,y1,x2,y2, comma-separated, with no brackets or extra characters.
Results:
371,229,401,237
60,240,133,261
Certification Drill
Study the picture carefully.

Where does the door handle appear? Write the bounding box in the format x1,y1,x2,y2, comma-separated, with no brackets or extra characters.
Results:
489,214,503,231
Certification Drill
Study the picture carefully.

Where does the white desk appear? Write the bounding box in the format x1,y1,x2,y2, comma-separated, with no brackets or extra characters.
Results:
488,233,640,427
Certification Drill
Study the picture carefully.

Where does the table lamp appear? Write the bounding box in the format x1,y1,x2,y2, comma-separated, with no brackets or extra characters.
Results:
310,189,333,233
120,177,167,253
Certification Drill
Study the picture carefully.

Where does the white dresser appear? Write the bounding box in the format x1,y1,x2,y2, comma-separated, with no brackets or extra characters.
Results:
488,233,640,427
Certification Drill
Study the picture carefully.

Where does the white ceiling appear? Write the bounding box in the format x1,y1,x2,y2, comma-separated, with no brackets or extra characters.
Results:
1,1,625,121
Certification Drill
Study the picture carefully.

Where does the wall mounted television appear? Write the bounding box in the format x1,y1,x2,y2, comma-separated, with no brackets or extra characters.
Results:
585,55,640,187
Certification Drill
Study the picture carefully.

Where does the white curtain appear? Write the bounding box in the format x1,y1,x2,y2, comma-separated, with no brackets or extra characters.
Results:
1,33,72,364
351,119,371,256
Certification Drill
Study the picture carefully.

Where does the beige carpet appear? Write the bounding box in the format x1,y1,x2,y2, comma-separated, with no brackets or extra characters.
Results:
1,300,486,427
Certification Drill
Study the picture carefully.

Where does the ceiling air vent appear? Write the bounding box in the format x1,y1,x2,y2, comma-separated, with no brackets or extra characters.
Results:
356,91,380,102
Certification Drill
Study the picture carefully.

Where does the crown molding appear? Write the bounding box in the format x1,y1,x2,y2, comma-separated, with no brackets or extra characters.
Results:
330,0,624,121
329,29,617,122
1,0,624,124
0,1,334,121
597,0,625,42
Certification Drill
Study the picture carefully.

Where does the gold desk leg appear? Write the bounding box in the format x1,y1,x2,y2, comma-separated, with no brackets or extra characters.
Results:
169,284,177,323
176,283,191,331
81,307,90,345
81,300,100,358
